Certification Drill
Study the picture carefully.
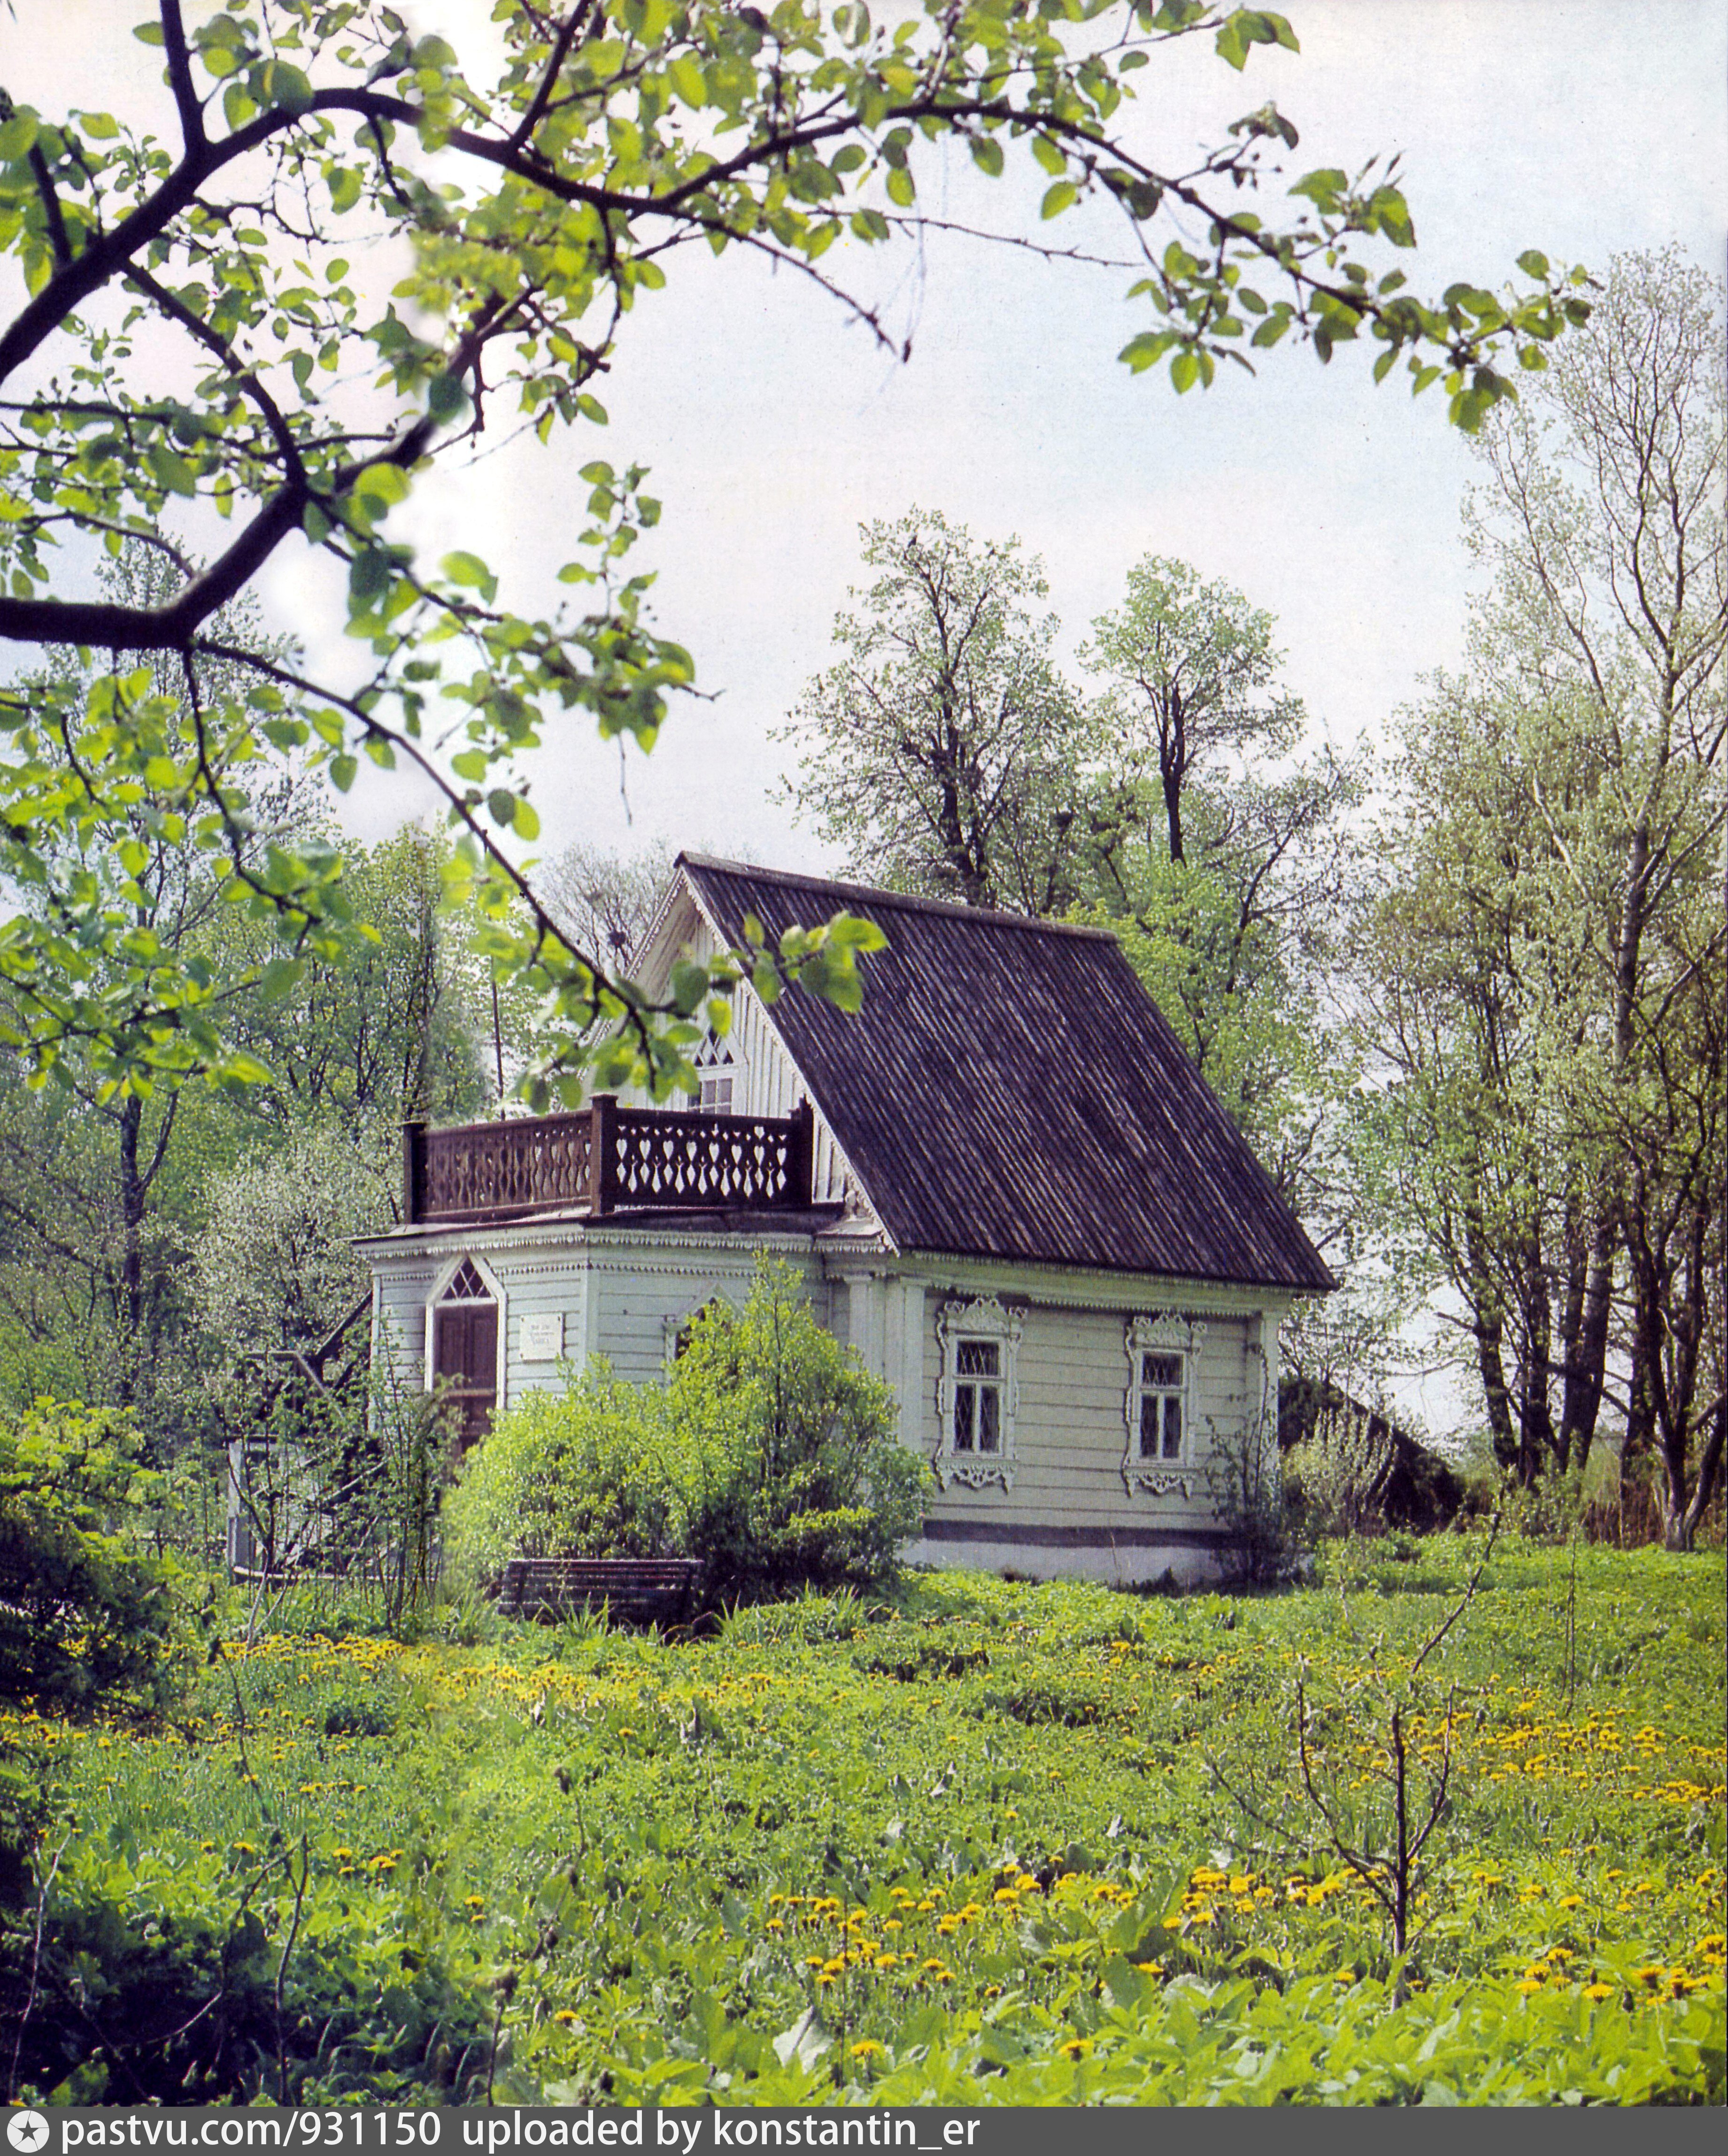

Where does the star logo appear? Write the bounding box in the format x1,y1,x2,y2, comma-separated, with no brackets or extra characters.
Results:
6,2114,49,2154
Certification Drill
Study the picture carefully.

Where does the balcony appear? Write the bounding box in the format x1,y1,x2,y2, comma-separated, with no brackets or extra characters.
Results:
402,1096,815,1225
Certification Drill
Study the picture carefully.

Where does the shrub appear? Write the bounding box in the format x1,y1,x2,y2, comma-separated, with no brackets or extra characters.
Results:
0,1401,181,1900
442,1260,929,1606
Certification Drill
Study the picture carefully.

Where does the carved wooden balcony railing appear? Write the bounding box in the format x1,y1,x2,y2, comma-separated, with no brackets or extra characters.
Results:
403,1097,814,1224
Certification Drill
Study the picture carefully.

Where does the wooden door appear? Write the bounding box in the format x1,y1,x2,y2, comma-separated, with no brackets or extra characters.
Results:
433,1302,497,1449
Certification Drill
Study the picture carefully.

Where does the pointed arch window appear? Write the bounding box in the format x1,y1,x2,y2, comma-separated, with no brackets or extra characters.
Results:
430,1257,501,1449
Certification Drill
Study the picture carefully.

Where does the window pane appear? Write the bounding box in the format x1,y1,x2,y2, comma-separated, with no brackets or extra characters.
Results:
1162,1395,1183,1459
954,1382,976,1450
1139,1394,1160,1460
977,1383,1000,1453
1143,1351,1181,1388
957,1340,999,1378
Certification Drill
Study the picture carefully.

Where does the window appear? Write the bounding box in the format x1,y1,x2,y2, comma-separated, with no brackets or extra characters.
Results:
1123,1313,1204,1495
935,1296,1022,1491
953,1340,1002,1454
691,1024,741,1116
1134,1349,1185,1462
429,1256,502,1451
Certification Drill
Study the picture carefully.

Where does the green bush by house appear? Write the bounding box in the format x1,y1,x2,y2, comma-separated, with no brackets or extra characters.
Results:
443,1262,928,1606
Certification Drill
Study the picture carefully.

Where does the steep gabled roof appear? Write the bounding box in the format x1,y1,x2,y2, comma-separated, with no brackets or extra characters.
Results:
679,855,1335,1294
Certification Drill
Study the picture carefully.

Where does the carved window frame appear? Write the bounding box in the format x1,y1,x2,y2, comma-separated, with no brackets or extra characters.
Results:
934,1295,1023,1492
1123,1312,1206,1497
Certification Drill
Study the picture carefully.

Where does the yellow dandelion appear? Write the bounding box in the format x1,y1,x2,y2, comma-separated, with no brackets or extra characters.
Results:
1058,2038,1093,2063
1581,1983,1614,2002
554,2010,578,2026
849,2040,885,2062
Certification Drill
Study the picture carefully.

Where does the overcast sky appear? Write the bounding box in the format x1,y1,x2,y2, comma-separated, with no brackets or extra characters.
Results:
292,0,1725,869
15,3,1725,865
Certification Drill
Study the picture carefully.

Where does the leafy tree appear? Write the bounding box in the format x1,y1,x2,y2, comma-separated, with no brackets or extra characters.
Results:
1083,555,1305,865
223,826,504,1134
1356,251,1725,1540
783,510,1089,910
0,0,1589,1105
190,1126,382,1367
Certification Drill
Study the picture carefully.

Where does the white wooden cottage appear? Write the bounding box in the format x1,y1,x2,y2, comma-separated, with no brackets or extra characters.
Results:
358,855,1335,1585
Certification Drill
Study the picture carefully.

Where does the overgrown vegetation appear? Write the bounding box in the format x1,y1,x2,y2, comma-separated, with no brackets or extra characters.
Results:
1,1542,1720,2104
444,1263,929,1609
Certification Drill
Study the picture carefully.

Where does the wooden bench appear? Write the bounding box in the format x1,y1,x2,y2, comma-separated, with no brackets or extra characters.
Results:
494,1555,703,1626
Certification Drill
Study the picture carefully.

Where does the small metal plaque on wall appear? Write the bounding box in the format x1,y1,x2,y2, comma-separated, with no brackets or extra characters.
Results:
519,1312,563,1362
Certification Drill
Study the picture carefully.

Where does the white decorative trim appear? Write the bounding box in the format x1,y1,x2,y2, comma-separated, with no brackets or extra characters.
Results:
1122,1312,1206,1496
934,1295,1023,1492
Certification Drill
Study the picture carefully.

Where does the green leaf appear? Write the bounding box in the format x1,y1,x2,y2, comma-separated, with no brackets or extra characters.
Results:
1516,249,1551,280
667,52,707,108
0,113,42,162
969,135,1004,179
352,462,409,511
328,753,358,793
486,788,517,827
265,62,315,116
441,551,497,601
1041,181,1078,221
427,373,468,423
146,440,197,497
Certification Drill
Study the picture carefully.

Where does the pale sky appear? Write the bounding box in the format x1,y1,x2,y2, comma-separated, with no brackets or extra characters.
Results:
11,2,1725,862
294,0,1723,867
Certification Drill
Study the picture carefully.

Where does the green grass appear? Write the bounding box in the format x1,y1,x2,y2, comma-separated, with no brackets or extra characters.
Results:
9,1537,1725,2104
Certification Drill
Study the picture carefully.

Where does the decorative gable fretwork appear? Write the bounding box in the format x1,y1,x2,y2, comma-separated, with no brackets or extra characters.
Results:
1122,1312,1207,1497
934,1295,1024,1493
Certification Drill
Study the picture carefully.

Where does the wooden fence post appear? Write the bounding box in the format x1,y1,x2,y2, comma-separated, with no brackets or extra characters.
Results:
787,1098,815,1206
401,1119,427,1224
590,1093,618,1217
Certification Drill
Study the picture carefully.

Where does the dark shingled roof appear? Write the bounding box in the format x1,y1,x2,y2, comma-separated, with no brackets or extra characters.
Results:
680,855,1336,1293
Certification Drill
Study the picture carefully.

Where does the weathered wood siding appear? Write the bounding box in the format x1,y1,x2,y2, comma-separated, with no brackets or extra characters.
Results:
623,907,860,1210
365,1228,829,1412
579,1241,828,1385
912,1297,1268,1534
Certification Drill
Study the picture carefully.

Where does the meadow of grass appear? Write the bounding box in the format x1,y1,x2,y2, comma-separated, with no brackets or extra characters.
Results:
7,1536,1724,2105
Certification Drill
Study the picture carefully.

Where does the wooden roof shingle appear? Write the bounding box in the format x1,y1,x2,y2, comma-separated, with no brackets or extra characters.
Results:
679,855,1336,1294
